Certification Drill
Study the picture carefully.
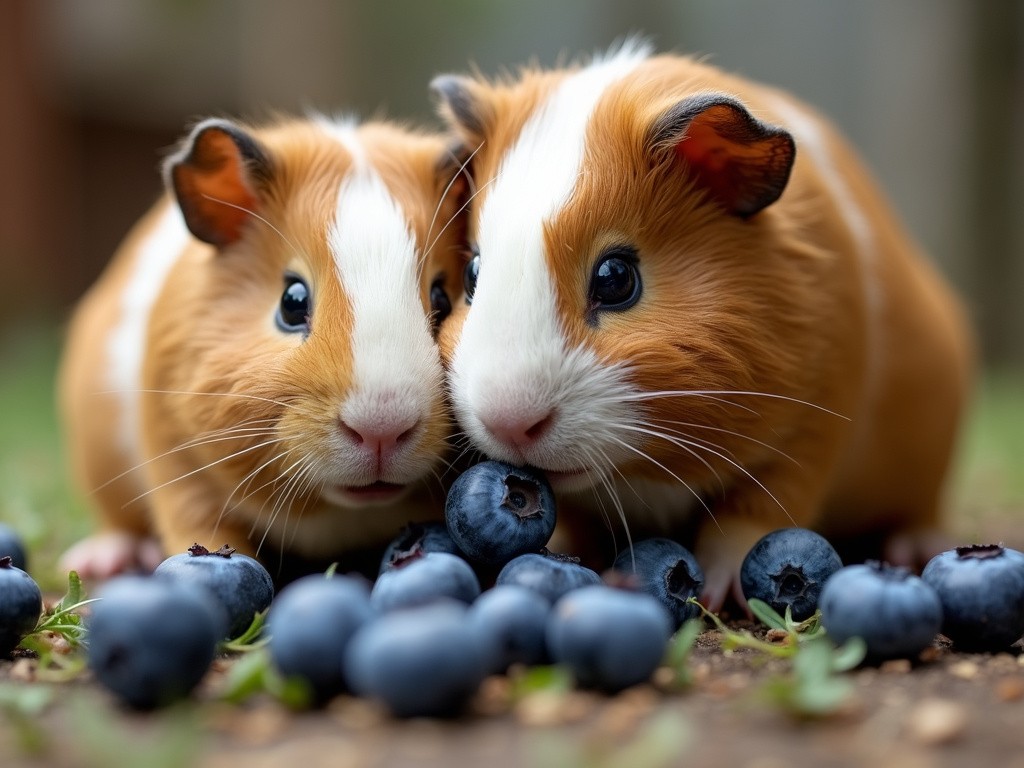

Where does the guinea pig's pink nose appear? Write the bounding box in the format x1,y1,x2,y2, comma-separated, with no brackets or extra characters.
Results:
480,408,553,448
338,415,419,463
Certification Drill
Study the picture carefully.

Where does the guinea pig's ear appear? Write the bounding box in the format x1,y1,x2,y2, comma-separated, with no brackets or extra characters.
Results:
431,74,490,149
649,94,795,218
164,119,272,247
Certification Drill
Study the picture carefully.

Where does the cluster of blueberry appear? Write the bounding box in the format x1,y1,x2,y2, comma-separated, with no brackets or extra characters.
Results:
2,464,1024,718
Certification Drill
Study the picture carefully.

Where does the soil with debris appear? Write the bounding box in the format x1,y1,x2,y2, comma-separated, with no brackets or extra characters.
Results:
3,619,1024,768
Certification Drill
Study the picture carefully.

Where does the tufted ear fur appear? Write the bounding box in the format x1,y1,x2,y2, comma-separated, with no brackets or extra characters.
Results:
164,119,272,247
431,74,491,149
649,94,795,218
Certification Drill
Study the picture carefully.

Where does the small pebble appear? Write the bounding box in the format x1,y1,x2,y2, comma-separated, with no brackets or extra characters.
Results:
879,659,912,674
995,676,1024,702
515,690,594,727
949,660,979,680
905,698,968,745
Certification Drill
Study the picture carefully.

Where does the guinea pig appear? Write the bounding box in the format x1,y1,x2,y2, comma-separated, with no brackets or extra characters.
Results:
58,115,468,580
430,41,973,610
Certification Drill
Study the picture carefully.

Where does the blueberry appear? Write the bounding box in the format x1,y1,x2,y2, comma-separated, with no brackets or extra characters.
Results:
0,523,28,572
467,584,551,673
154,544,274,638
740,527,843,621
445,461,557,566
266,573,372,704
612,538,704,628
922,544,1024,652
87,575,222,709
819,561,943,661
379,521,463,576
546,585,672,693
344,601,487,717
495,551,601,604
0,556,42,657
370,551,480,613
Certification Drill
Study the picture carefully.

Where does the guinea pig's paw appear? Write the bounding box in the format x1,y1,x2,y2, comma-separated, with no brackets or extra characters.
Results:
698,563,747,615
59,532,163,580
884,527,953,573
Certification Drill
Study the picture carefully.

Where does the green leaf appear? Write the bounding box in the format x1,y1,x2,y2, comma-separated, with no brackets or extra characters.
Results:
748,598,787,631
219,609,269,653
217,647,312,710
830,636,868,671
661,618,703,689
509,664,574,699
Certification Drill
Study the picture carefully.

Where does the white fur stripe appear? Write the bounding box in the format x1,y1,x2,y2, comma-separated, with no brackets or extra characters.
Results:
323,122,440,427
765,94,882,402
106,202,191,455
451,43,650,466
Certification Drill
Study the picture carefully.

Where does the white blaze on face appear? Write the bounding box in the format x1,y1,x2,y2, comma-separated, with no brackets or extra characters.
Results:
450,43,651,473
319,119,442,460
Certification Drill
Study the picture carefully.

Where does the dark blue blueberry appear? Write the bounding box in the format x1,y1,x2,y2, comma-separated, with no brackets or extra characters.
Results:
495,551,601,604
154,544,274,638
467,584,551,673
370,551,480,613
0,556,42,657
444,461,557,566
740,528,843,621
266,573,373,705
344,601,487,717
379,521,462,576
546,585,672,693
0,524,28,572
820,561,943,661
612,538,704,628
922,544,1024,652
87,575,222,709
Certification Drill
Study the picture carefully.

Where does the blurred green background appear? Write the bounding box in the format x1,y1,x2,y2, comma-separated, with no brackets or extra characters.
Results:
1,0,1021,587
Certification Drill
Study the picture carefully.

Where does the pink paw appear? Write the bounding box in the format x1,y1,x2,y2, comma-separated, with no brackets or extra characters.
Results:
699,561,748,615
884,528,952,572
59,532,164,580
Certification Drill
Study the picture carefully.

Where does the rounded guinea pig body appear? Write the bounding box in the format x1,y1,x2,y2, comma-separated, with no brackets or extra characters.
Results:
59,117,468,580
432,43,973,609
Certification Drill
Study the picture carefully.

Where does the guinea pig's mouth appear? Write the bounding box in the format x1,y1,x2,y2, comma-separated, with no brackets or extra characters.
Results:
544,466,597,493
323,481,407,507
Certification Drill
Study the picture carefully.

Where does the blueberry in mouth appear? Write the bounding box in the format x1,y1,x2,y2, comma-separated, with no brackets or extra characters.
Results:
444,461,557,567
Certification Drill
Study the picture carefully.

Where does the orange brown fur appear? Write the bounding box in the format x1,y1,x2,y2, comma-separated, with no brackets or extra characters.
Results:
436,53,973,606
59,118,466,578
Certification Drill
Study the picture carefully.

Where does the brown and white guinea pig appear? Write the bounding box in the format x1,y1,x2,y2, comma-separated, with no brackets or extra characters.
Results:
58,115,468,580
431,41,973,610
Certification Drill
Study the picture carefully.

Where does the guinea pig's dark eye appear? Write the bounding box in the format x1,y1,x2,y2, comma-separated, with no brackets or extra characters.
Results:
463,245,480,305
276,275,310,333
429,275,452,331
589,246,641,313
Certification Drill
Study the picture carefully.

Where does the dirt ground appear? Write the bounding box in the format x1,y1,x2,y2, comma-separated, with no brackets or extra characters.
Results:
3,616,1024,768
